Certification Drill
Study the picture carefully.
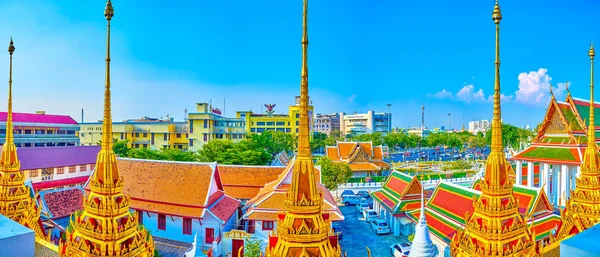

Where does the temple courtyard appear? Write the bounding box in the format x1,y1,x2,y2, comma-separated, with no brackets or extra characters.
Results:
337,206,410,256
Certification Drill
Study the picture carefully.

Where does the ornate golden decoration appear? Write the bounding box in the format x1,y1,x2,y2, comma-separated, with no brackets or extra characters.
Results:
450,2,539,256
59,1,154,256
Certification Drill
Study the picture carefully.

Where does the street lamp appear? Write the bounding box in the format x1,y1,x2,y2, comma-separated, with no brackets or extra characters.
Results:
387,103,392,133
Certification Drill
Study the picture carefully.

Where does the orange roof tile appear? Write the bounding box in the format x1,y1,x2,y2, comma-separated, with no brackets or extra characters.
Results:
115,158,217,217
373,146,384,159
337,142,357,158
217,165,284,199
348,162,380,171
326,147,340,160
359,142,373,157
373,161,391,168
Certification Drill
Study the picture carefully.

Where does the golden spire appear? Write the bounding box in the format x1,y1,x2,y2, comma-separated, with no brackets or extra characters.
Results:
94,0,118,183
482,0,510,187
588,42,595,145
60,1,154,256
297,0,310,158
450,2,538,255
1,38,18,167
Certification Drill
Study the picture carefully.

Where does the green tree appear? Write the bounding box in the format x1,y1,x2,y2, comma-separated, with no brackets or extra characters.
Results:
311,132,328,152
113,139,130,157
196,139,271,165
323,130,344,146
485,123,527,149
317,157,353,192
248,131,295,160
244,237,262,257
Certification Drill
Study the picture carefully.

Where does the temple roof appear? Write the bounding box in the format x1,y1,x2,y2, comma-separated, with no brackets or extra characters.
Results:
217,165,284,200
18,146,100,170
0,111,78,125
512,145,584,165
243,159,343,221
91,158,229,218
325,141,390,171
371,171,422,215
406,181,560,245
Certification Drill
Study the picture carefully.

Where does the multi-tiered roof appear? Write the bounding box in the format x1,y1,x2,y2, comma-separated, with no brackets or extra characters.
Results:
264,0,342,256
0,38,47,239
449,1,540,256
59,1,155,256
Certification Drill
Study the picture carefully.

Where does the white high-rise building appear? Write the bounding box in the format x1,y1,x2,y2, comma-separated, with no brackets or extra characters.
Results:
468,120,490,134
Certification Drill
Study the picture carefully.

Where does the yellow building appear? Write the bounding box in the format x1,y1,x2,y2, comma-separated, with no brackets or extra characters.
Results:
188,103,247,151
79,117,189,150
236,96,314,135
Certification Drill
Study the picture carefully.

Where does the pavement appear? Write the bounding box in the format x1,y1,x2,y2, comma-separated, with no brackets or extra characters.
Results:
337,206,408,257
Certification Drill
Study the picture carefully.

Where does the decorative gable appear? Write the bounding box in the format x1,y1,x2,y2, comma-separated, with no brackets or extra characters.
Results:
348,145,369,163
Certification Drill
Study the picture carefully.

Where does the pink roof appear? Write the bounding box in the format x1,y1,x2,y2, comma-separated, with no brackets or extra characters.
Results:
0,112,77,125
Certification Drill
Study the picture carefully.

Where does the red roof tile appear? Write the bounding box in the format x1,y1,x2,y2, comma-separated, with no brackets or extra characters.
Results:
42,188,83,218
209,195,240,223
0,112,77,124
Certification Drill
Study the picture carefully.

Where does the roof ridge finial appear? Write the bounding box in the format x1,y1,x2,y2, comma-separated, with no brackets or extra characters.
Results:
3,37,16,155
589,41,596,146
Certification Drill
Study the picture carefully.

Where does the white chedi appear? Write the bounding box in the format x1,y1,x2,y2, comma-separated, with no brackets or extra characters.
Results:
408,184,437,257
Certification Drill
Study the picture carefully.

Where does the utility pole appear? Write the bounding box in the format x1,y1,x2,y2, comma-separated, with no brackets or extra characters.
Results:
448,113,451,131
387,103,391,133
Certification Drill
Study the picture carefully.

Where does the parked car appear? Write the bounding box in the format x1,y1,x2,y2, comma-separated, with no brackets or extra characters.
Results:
340,190,355,197
370,219,390,235
342,195,361,206
332,222,343,240
363,210,378,223
390,243,411,257
356,201,370,213
361,197,374,208
356,190,370,199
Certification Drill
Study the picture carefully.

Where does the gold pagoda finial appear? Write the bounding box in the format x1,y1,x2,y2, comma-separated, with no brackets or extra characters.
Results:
588,42,596,147
297,0,310,157
549,84,555,100
490,0,502,154
5,38,15,149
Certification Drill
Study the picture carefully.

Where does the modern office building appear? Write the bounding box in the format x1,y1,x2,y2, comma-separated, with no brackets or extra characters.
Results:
79,116,189,150
188,103,247,151
236,96,314,135
0,111,79,147
340,111,391,136
468,119,491,134
312,113,340,136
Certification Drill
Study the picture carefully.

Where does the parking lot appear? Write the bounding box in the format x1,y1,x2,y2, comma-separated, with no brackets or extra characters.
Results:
337,206,409,256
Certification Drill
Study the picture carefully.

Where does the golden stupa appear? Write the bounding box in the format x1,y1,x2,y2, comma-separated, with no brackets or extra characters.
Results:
0,38,48,239
449,1,539,256
554,44,600,239
264,0,342,256
59,1,155,256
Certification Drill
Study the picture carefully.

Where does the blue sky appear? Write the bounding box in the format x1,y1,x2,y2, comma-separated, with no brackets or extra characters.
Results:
0,0,598,129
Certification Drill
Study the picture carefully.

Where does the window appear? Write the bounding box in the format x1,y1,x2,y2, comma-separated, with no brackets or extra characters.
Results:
257,122,265,126
185,133,188,138
29,170,38,177
205,228,214,243
204,120,208,128
250,128,256,132
257,128,265,133
120,133,124,140
158,214,166,230
137,210,143,224
190,122,194,133
296,113,300,118
247,221,255,234
151,133,155,145
135,133,139,137
296,121,300,126
286,128,291,133
143,144,148,148
266,122,275,126
143,133,148,137
203,134,208,142
176,133,181,138
183,218,192,235
276,122,285,126
69,166,77,173
189,139,194,147
163,134,168,140
57,167,64,175
262,221,274,230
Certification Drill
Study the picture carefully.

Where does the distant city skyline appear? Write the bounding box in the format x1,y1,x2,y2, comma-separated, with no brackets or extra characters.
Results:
0,0,597,129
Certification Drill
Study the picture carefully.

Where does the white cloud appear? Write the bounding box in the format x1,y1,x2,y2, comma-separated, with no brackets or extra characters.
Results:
429,89,454,99
514,68,566,104
456,84,486,102
347,94,357,103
